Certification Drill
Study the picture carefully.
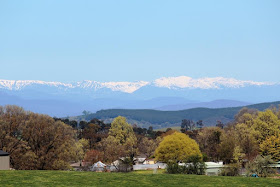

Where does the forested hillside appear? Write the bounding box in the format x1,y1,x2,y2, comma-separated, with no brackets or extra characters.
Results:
81,101,280,129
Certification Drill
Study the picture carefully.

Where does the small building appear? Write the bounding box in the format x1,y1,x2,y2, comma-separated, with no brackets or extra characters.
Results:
143,158,156,165
269,161,280,173
134,155,147,165
205,162,223,175
133,162,167,171
0,150,10,170
90,161,107,172
70,160,91,171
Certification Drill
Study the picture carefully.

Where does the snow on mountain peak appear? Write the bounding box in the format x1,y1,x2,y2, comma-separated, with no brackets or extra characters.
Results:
0,79,149,93
74,80,149,93
153,76,273,89
0,77,275,93
101,81,149,93
0,80,74,90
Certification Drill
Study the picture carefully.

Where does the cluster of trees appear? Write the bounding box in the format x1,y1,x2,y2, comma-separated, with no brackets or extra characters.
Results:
154,107,280,176
81,117,165,171
181,119,204,132
0,106,167,170
0,105,83,170
192,108,280,164
2,104,280,176
173,107,280,176
55,116,165,169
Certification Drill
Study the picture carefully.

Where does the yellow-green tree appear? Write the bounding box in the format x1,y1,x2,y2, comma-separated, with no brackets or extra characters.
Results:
218,130,236,164
234,123,259,160
97,135,124,163
155,132,202,163
109,116,136,145
98,116,137,165
260,135,280,160
233,109,280,161
74,138,89,164
108,116,137,157
251,110,280,144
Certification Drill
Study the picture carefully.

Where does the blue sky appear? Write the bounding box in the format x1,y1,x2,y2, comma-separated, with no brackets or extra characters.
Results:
0,0,279,82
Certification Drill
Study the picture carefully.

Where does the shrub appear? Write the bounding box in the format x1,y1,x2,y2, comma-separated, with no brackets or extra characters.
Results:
219,163,240,176
166,155,206,175
245,155,276,177
166,162,181,174
183,155,206,175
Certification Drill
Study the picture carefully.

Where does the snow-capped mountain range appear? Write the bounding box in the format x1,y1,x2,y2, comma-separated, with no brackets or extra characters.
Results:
0,79,149,93
0,76,275,93
0,76,279,117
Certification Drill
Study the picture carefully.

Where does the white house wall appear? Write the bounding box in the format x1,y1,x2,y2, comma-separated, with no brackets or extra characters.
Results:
0,156,10,170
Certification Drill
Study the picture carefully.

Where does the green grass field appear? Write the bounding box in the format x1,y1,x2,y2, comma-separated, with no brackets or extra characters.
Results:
0,170,280,187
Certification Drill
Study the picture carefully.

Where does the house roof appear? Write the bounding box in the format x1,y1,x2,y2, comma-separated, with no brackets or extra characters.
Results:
0,150,9,156
135,154,147,158
92,161,106,168
134,157,146,163
205,162,223,168
269,161,280,168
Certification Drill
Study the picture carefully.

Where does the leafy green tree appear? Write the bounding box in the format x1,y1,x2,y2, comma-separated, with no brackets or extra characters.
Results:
0,105,80,170
97,135,126,171
234,123,258,160
0,105,29,168
108,116,137,159
260,135,280,160
82,123,101,148
155,132,202,163
251,110,280,144
218,130,236,164
138,137,158,158
216,120,224,129
196,120,204,129
79,121,88,129
109,116,137,145
98,116,137,171
22,113,78,170
84,149,103,165
74,138,89,165
197,127,224,161
97,136,124,163
82,110,91,116
232,109,280,161
181,119,195,131
234,107,257,124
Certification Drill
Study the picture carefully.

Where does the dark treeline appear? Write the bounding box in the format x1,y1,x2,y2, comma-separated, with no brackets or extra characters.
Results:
53,117,162,148
82,101,280,128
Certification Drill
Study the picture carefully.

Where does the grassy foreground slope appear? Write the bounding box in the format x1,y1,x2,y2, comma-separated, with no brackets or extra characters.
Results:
0,170,280,187
83,101,280,128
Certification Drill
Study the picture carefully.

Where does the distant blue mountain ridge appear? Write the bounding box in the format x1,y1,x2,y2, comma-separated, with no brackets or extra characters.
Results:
0,76,279,117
